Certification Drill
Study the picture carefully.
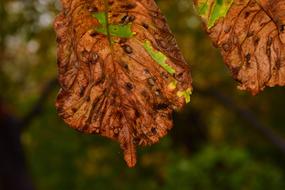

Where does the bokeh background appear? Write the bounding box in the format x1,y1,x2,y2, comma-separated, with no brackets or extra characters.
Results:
1,0,285,189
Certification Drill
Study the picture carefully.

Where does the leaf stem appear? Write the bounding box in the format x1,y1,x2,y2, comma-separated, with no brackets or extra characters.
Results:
103,0,112,46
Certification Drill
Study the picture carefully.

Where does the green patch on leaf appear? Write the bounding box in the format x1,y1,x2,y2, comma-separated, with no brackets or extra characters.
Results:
195,0,233,28
109,24,133,38
197,0,209,15
143,40,175,75
92,12,134,38
177,88,192,104
92,12,107,25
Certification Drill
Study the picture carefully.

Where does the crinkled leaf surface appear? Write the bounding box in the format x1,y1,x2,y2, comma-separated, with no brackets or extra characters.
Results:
54,0,192,167
194,0,285,95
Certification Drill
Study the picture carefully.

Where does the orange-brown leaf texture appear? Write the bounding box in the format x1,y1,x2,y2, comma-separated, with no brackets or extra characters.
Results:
199,0,285,95
54,0,192,167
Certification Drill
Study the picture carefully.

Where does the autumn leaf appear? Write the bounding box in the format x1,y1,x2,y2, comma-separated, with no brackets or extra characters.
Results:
194,0,285,95
54,0,192,167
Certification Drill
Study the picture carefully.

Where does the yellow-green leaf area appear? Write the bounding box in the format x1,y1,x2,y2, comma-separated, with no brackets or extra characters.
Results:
197,0,209,15
92,12,134,38
143,40,175,75
109,24,133,38
92,12,107,25
168,80,178,90
195,0,233,28
177,88,192,104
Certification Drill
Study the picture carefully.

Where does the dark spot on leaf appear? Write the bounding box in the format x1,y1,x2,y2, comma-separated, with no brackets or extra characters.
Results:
84,96,90,102
161,72,169,79
141,90,148,98
88,6,98,13
121,15,136,24
154,103,169,110
114,128,120,135
135,109,140,117
245,53,251,62
90,52,98,63
95,128,100,134
224,26,231,33
122,2,137,9
125,82,133,90
123,63,129,70
244,11,250,18
151,128,157,134
231,66,240,78
155,90,161,96
222,43,230,51
56,37,62,43
253,36,260,46
119,38,128,44
280,25,285,32
123,45,133,54
267,37,273,46
176,72,183,79
111,92,117,98
157,39,167,49
117,111,123,120
266,46,271,56
142,22,149,29
108,0,114,6
133,138,139,145
79,86,85,97
129,15,136,22
80,50,89,62
247,31,254,37
90,30,98,37
275,59,281,69
143,69,150,75
147,78,155,86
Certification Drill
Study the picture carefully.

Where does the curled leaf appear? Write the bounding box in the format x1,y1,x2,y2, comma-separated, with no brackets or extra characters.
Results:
54,0,192,167
194,0,285,94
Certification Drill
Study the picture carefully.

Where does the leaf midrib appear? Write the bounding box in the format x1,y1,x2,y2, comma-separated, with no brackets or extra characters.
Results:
103,0,113,47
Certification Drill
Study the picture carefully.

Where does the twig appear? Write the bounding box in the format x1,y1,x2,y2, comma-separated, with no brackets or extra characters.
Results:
20,78,58,130
197,87,285,156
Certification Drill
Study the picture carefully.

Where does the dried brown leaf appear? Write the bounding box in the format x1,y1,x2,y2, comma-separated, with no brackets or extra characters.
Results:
54,0,192,167
195,0,285,95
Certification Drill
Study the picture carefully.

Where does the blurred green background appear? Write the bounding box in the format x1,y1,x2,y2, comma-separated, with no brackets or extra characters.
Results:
1,0,285,189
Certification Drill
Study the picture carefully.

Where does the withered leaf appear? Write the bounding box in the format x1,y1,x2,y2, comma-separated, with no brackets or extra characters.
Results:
54,0,192,167
194,0,285,95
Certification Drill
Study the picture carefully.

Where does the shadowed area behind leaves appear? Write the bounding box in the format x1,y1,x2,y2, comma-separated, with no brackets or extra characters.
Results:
1,0,285,189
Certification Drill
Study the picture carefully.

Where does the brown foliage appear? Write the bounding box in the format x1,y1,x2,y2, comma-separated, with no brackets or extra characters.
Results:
54,0,192,167
204,0,285,95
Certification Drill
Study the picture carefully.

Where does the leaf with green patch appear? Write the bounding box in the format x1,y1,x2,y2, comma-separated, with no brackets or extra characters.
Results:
54,0,192,167
194,0,285,95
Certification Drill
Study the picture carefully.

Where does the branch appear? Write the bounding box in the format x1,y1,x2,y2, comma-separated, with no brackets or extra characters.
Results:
20,78,58,130
197,87,285,156
0,78,58,189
